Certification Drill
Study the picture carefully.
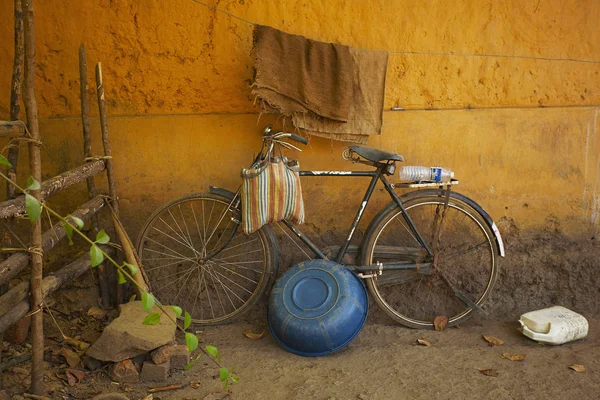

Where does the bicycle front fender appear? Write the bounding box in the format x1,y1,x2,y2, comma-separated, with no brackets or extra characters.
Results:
209,185,236,200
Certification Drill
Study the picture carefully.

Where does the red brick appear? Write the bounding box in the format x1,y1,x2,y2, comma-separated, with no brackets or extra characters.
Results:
150,344,174,365
110,359,139,383
4,316,30,344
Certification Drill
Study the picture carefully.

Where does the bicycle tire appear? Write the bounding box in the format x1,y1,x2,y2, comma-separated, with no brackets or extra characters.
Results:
360,191,499,329
136,192,278,325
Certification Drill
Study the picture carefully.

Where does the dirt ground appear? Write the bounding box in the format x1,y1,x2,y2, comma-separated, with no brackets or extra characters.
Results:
1,221,599,399
3,313,598,400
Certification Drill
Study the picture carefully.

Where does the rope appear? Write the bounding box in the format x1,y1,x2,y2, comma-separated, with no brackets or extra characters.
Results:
0,247,44,256
189,0,600,65
27,246,44,257
24,302,43,318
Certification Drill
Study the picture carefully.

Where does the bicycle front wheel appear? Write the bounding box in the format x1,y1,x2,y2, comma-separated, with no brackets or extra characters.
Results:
360,192,499,329
136,192,277,325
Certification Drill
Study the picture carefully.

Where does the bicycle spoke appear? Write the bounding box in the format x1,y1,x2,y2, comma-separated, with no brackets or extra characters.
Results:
206,265,227,316
145,259,194,273
171,264,198,305
208,260,259,284
218,237,259,253
203,265,247,304
144,237,197,263
138,194,274,324
168,208,195,251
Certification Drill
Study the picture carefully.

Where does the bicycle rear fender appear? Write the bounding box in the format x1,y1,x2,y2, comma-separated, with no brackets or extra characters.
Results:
367,189,505,257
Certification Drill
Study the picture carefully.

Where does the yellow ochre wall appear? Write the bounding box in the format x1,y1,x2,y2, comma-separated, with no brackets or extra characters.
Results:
0,0,599,239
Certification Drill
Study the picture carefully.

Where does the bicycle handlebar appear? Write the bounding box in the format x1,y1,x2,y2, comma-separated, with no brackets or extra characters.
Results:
288,133,309,145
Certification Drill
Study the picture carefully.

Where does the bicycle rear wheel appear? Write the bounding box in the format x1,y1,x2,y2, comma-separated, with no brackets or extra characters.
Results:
136,192,277,325
360,191,498,329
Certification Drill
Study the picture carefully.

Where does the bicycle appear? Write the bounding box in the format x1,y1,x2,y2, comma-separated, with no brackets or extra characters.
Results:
136,125,505,329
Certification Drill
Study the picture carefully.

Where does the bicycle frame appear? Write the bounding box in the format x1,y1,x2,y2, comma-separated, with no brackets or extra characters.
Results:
290,167,437,275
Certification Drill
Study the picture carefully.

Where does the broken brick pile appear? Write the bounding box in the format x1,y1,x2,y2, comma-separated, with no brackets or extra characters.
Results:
109,344,190,383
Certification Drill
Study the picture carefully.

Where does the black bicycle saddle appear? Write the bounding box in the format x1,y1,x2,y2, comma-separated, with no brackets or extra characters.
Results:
349,145,404,163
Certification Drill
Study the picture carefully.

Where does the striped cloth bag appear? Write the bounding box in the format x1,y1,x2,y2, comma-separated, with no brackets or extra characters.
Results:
241,157,304,235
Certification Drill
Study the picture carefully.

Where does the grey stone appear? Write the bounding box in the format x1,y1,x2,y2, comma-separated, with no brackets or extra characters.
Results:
82,354,104,371
170,345,190,371
141,359,170,382
86,301,176,362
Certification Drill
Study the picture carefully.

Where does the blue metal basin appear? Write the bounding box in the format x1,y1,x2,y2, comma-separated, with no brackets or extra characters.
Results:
268,259,368,356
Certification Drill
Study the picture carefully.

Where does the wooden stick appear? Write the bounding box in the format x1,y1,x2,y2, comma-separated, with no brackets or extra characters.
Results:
95,63,119,217
22,0,44,393
0,354,31,372
95,62,123,304
0,159,105,219
78,45,98,230
0,121,25,139
0,251,111,333
148,385,183,393
79,45,112,309
7,0,25,199
23,393,51,400
0,196,105,286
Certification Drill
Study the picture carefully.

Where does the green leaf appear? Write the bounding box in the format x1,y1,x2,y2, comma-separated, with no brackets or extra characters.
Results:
25,176,41,191
142,312,161,325
205,345,220,363
25,194,41,222
220,367,231,389
220,367,229,382
184,354,201,371
117,270,127,284
230,365,239,383
124,262,138,276
89,244,104,267
170,305,182,318
142,292,155,312
63,222,74,245
184,311,192,330
71,215,84,229
0,155,12,168
95,229,110,244
185,332,198,353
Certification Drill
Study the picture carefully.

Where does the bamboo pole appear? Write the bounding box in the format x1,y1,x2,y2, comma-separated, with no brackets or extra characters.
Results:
7,0,24,199
21,0,44,393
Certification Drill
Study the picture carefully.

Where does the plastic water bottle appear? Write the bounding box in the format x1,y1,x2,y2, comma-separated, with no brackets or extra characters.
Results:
399,166,454,183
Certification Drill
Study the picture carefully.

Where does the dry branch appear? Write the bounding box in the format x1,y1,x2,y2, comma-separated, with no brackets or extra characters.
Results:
22,0,44,392
0,121,25,139
0,196,105,286
0,160,105,219
0,250,111,333
95,63,119,216
7,0,25,199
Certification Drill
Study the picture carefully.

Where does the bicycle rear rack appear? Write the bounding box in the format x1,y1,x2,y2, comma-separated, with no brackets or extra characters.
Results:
390,179,460,189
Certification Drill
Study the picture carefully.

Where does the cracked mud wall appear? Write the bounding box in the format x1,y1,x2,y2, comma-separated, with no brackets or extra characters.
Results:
0,0,599,316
